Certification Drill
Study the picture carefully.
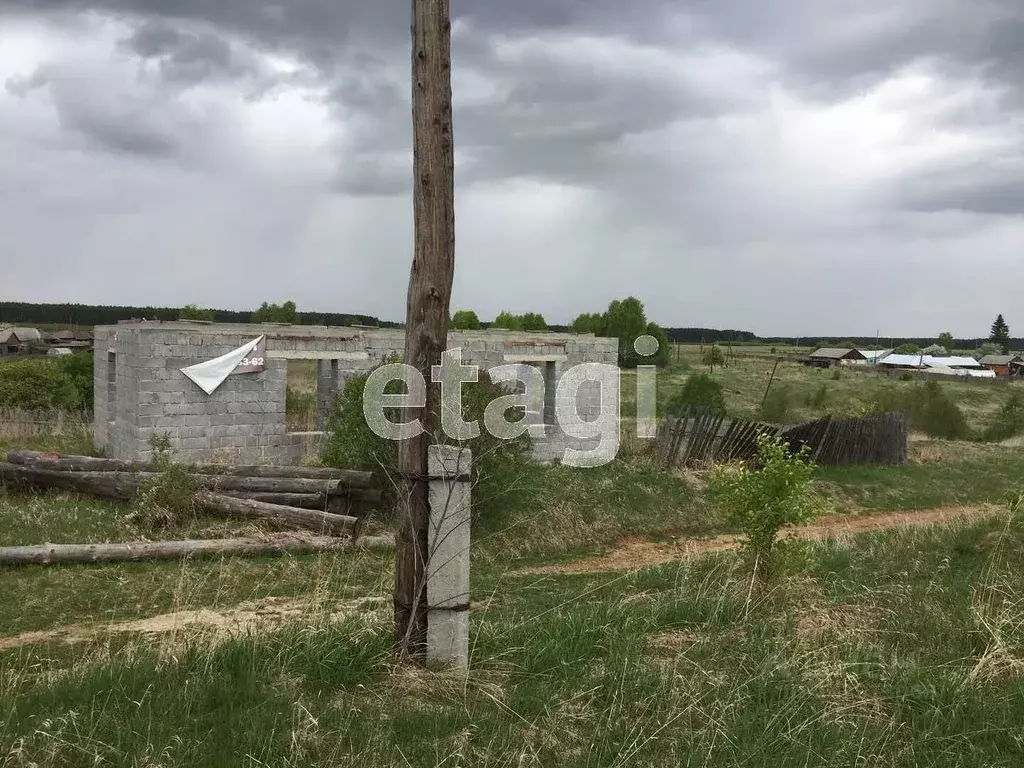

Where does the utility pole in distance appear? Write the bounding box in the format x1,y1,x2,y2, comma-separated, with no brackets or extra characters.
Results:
395,0,456,661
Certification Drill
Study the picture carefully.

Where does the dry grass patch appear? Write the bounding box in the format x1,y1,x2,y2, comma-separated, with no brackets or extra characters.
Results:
0,595,388,651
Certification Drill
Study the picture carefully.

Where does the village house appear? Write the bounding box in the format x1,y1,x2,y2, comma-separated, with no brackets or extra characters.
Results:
803,348,867,368
979,354,1023,377
0,327,43,356
46,330,94,352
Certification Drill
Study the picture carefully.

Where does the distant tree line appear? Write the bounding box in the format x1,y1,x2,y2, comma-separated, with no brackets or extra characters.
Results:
0,302,401,329
662,328,758,344
6,302,1018,352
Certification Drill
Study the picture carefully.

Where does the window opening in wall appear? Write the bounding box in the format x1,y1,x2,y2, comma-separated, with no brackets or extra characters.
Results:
286,359,317,432
106,351,116,426
315,359,342,430
542,361,557,425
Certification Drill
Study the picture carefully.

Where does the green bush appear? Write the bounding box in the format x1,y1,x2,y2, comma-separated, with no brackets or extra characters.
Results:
874,381,969,440
831,368,842,381
702,345,725,368
760,384,792,423
807,383,828,409
0,356,87,411
127,433,200,528
665,373,726,416
450,310,482,330
322,367,531,524
982,391,1024,442
57,353,94,409
708,434,822,582
895,343,921,354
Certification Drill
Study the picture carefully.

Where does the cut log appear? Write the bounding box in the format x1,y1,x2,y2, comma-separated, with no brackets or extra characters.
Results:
219,491,328,510
0,534,396,567
195,492,357,535
0,463,142,500
217,492,381,519
0,463,372,500
5,451,375,487
193,466,374,486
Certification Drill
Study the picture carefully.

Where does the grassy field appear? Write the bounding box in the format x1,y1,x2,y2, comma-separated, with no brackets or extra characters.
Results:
3,350,1024,766
3,506,1023,765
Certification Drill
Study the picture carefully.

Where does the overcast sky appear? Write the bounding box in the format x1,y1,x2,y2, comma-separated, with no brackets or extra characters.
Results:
1,1,1022,336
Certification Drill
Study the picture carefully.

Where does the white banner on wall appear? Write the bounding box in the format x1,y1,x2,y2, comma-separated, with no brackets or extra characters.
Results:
181,335,266,395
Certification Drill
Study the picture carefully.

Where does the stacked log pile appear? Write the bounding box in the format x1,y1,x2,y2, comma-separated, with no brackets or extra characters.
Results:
0,450,390,566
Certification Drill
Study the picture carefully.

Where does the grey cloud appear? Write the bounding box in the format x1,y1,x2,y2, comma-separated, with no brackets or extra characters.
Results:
122,17,181,55
329,24,749,193
10,0,1024,96
900,165,1024,215
4,0,1024,334
119,20,265,86
335,155,411,197
59,99,181,158
6,63,197,159
695,0,1024,107
6,0,679,50
4,66,51,96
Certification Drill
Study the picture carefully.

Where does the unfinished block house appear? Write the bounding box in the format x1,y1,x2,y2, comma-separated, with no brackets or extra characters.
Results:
93,322,619,465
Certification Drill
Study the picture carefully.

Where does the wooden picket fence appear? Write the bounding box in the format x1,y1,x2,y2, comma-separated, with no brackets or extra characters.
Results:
0,409,92,440
656,408,778,468
656,408,908,469
779,412,908,467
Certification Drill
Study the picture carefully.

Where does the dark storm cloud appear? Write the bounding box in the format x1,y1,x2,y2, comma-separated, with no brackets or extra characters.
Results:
120,20,261,85
5,0,679,49
328,22,758,194
3,0,1024,334
9,0,1024,96
11,0,1021,182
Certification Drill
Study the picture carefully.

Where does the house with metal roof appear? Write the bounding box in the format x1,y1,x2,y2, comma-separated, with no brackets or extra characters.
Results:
804,348,867,368
979,354,1022,376
879,354,986,373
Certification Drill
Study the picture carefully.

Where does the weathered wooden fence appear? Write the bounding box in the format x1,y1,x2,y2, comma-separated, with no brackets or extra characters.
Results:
0,409,92,440
657,408,908,469
656,408,778,468
779,412,907,467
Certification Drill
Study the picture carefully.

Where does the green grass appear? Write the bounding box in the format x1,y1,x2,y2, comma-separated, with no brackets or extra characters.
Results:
0,423,96,458
473,453,712,562
819,445,1024,512
4,515,1024,766
4,372,1024,765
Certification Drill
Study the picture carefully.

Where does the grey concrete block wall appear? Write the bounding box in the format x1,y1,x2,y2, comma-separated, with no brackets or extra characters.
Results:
93,321,619,466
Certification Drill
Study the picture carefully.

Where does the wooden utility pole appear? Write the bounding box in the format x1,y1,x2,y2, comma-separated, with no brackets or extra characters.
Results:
761,358,780,410
395,0,456,660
